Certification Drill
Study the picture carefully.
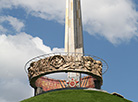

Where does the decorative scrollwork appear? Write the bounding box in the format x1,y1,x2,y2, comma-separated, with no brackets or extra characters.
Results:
95,60,102,75
27,54,104,82
49,55,65,69
83,56,95,71
25,53,108,89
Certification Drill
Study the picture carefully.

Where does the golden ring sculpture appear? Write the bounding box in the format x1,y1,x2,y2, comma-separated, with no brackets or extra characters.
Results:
24,52,108,89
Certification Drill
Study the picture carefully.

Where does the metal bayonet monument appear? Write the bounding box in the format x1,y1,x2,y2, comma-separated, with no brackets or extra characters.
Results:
25,0,108,95
65,0,83,87
65,0,83,53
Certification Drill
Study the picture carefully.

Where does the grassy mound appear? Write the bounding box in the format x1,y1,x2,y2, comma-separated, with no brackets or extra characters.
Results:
21,89,131,102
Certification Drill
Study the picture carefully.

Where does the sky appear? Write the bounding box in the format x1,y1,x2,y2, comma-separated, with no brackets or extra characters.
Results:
0,0,138,102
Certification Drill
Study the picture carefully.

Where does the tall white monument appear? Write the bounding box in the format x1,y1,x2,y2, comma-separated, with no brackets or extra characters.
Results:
65,0,83,53
26,0,108,94
65,0,83,87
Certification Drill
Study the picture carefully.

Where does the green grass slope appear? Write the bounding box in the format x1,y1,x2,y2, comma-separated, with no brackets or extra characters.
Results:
21,90,132,102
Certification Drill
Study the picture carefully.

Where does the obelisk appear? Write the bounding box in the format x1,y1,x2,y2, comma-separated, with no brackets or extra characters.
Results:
65,0,83,87
65,0,83,53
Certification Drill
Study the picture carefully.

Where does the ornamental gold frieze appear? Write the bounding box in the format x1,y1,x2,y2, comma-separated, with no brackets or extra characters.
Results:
27,54,104,80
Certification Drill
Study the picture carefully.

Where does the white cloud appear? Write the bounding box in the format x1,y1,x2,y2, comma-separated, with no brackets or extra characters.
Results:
0,0,13,10
0,0,138,44
52,47,65,53
82,0,138,44
0,33,63,102
6,16,24,32
0,97,9,102
32,37,51,53
0,0,66,23
0,25,7,33
0,16,24,33
0,79,33,102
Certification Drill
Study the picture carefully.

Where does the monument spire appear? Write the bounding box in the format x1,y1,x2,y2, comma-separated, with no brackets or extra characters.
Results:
65,0,83,53
65,0,83,87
